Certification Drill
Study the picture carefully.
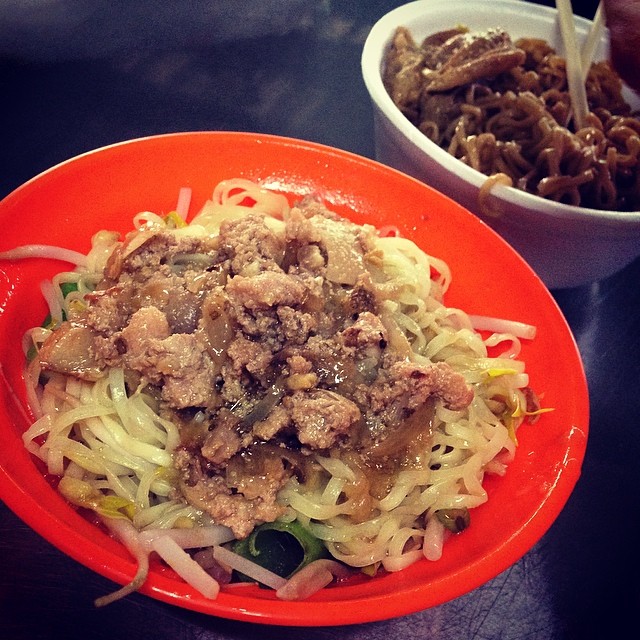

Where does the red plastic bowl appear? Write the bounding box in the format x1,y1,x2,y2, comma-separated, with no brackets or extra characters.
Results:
0,132,588,626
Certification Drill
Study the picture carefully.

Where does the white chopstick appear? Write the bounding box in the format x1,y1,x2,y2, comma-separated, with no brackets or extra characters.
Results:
556,0,589,129
581,1,604,82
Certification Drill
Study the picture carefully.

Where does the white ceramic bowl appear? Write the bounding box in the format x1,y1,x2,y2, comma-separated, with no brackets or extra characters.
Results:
362,0,640,289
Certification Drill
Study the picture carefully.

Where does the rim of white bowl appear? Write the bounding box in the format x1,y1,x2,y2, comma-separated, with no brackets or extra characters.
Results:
361,0,640,226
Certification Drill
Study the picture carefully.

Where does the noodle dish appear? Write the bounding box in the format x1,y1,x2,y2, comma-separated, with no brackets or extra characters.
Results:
0,131,589,625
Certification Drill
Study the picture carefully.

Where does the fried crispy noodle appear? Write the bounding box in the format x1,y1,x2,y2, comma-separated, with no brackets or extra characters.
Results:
8,179,542,604
383,26,640,211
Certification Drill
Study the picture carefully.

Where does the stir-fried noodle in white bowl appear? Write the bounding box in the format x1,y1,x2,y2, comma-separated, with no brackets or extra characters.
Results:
362,0,640,289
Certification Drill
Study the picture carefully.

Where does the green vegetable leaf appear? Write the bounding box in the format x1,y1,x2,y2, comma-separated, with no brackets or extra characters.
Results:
59,281,79,298
435,507,470,533
232,519,329,580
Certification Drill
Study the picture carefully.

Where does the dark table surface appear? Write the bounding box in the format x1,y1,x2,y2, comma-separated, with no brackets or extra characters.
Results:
1,1,636,639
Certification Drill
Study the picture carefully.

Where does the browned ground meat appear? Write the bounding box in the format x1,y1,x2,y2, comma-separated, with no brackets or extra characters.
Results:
37,201,473,538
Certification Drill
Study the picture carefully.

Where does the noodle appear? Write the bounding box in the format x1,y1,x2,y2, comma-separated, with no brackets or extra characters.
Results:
8,179,543,601
383,26,640,211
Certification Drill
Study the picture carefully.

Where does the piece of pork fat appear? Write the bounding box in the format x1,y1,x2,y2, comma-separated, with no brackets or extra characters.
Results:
284,389,362,450
307,216,373,287
383,26,426,122
174,447,290,539
90,305,220,409
420,26,469,68
101,229,219,285
200,408,247,465
225,271,309,310
354,360,473,460
85,231,222,337
284,198,377,287
37,320,104,381
132,335,216,409
421,28,526,92
368,360,473,421
217,212,285,276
